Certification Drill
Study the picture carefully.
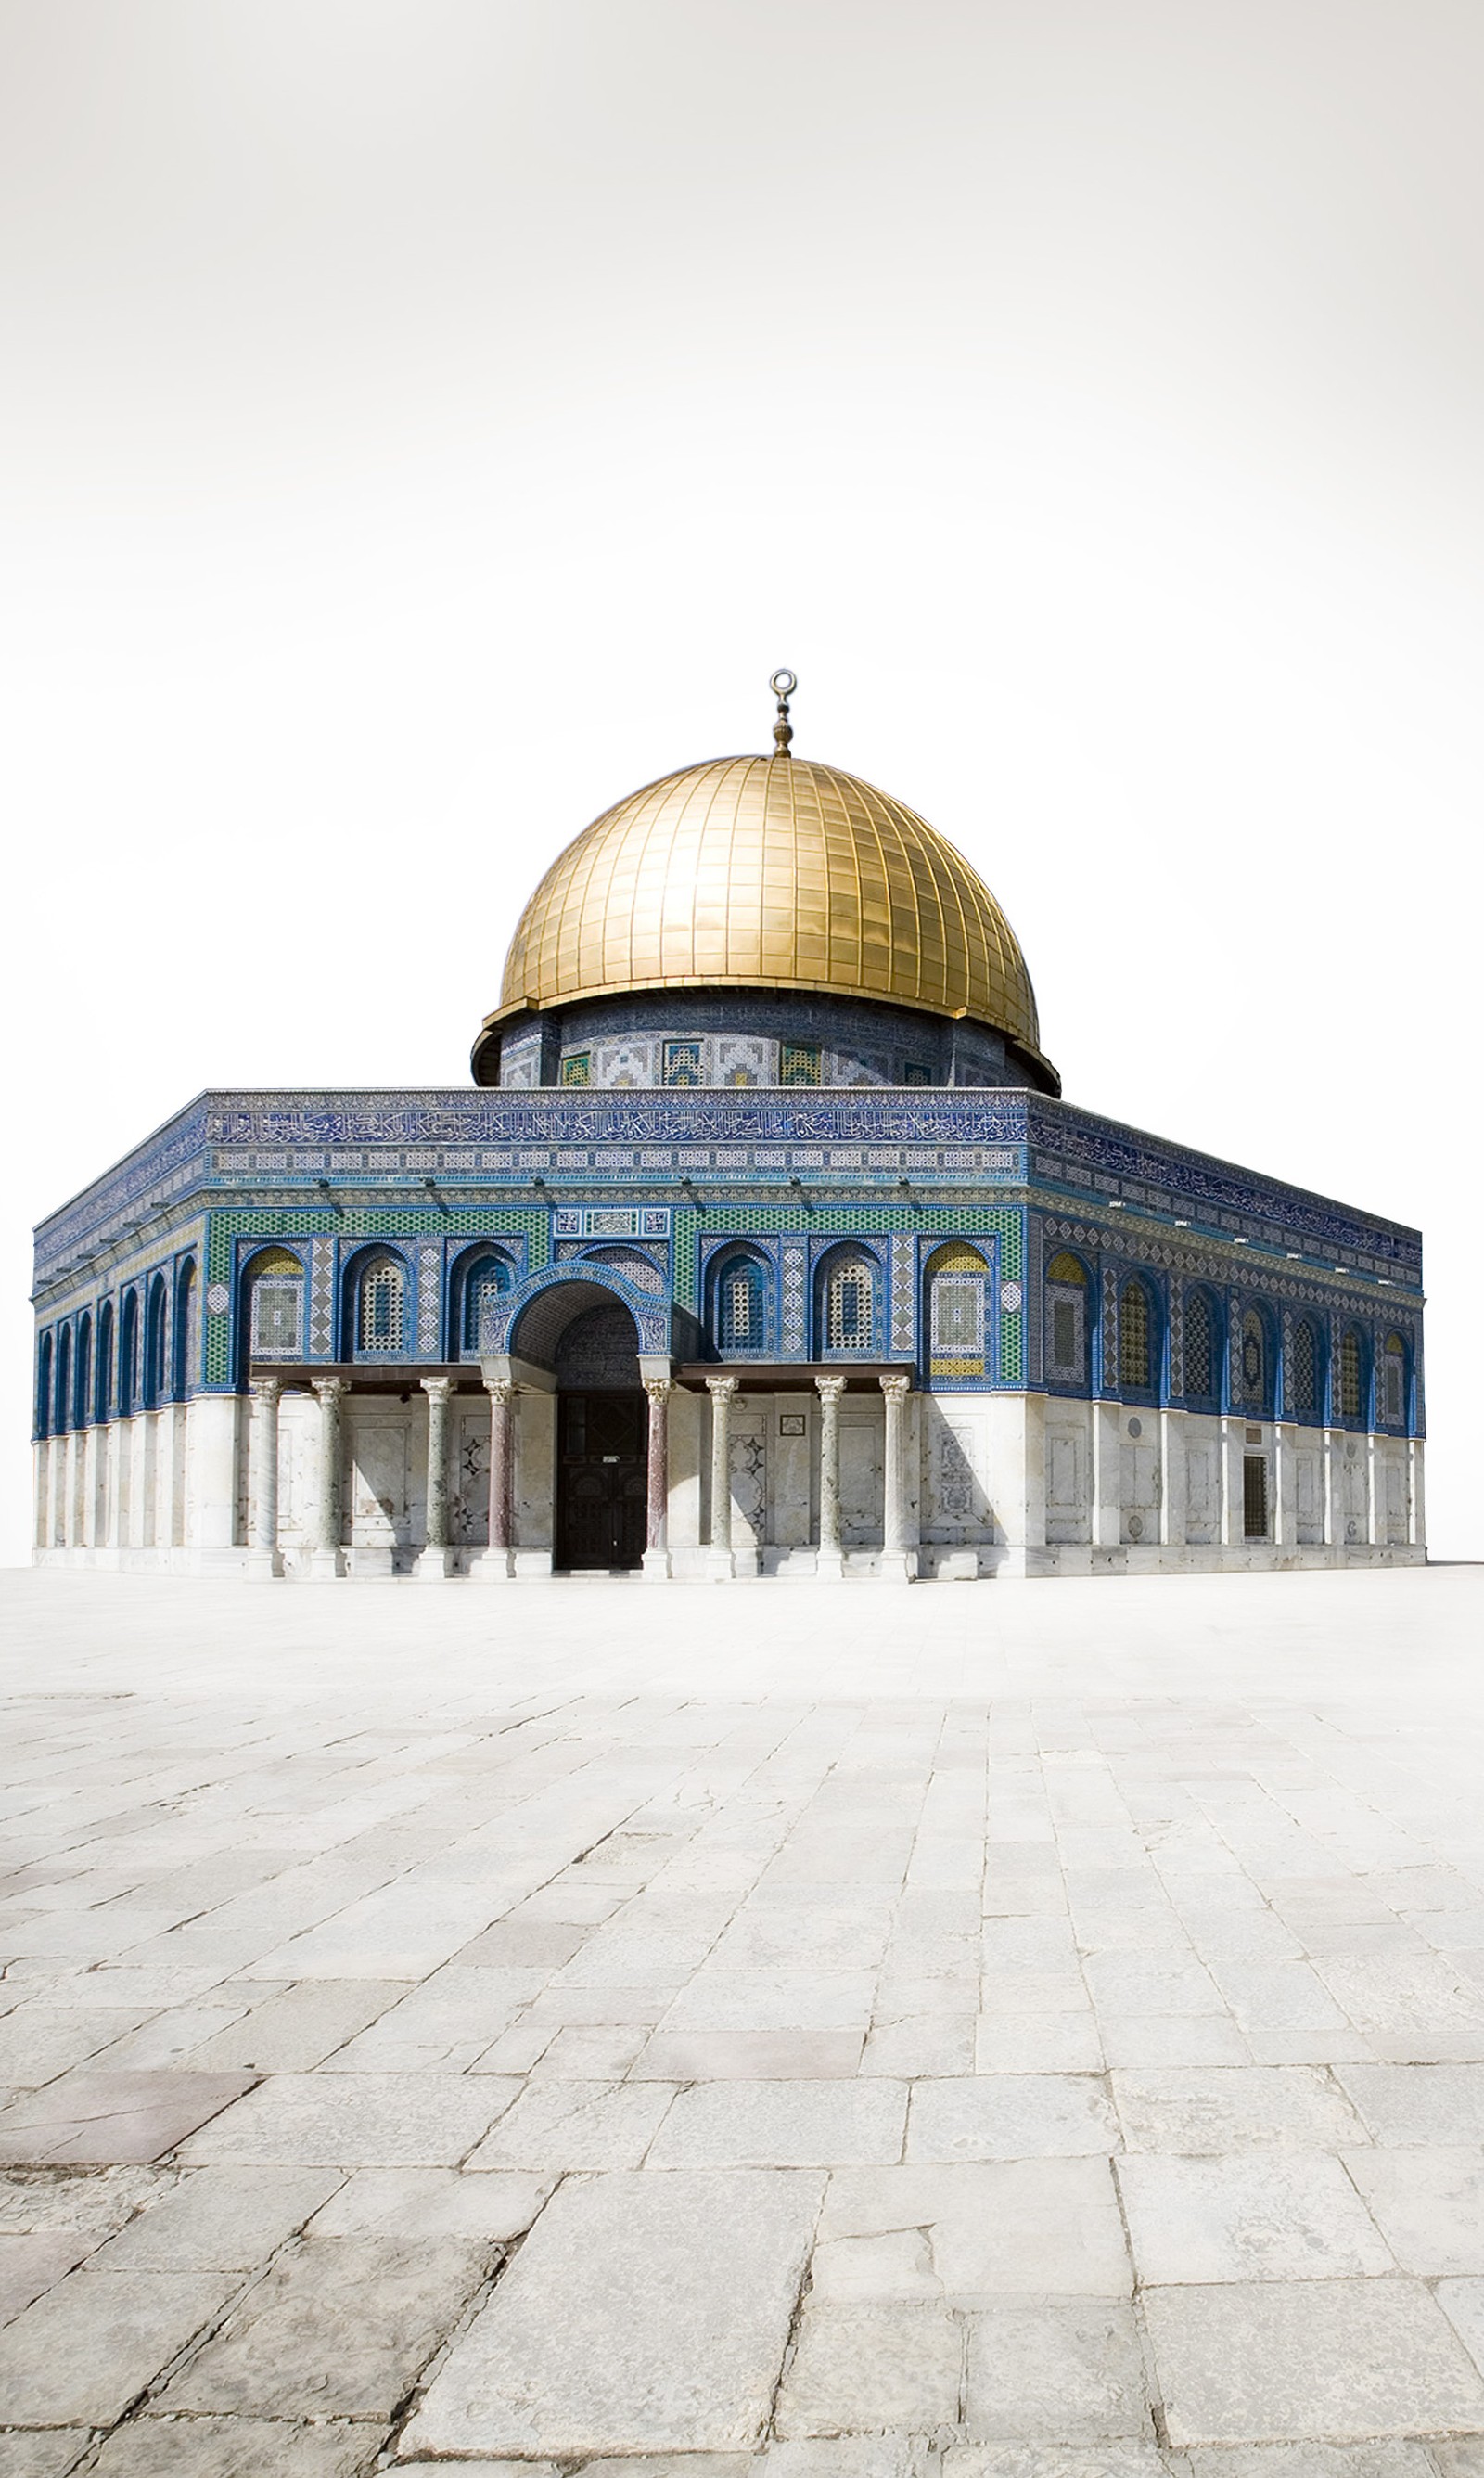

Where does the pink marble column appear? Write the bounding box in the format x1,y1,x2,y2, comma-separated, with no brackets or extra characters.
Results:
475,1377,515,1581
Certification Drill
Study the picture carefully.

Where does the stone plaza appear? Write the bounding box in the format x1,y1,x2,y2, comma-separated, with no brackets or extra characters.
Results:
1,1563,1483,2474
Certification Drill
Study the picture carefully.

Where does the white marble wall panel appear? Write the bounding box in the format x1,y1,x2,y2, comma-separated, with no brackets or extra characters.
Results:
839,1402,885,1546
1044,1402,1091,1546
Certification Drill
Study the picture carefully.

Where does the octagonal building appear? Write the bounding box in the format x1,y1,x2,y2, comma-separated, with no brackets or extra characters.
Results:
31,684,1425,1578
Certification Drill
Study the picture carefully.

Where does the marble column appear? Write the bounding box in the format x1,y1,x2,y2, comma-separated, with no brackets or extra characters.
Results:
473,1377,515,1580
415,1376,453,1581
248,1376,283,1580
642,1374,673,1580
706,1375,738,1578
310,1377,347,1580
878,1371,913,1581
814,1374,847,1580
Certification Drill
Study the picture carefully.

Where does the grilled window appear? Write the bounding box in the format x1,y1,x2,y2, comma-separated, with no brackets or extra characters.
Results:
461,1257,510,1353
1292,1319,1318,1419
1119,1281,1152,1392
1184,1290,1213,1399
1338,1329,1362,1421
717,1258,765,1351
359,1261,404,1355
1044,1252,1088,1383
1243,1454,1270,1538
1241,1309,1266,1406
249,1250,305,1358
825,1258,874,1349
559,1051,591,1086
780,1041,822,1086
1383,1334,1406,1426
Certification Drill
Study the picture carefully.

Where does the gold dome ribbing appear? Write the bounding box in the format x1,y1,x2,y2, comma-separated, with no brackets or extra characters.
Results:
483,754,1046,1058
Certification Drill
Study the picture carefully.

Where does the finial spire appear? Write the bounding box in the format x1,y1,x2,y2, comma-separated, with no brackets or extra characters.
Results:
770,668,796,759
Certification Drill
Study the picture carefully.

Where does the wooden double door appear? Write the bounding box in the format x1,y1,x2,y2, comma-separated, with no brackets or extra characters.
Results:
556,1392,648,1571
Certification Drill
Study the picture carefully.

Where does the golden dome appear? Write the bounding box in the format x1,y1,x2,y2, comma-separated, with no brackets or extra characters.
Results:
480,752,1050,1071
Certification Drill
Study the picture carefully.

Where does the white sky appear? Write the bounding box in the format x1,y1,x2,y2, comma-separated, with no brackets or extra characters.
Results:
3,0,1479,1561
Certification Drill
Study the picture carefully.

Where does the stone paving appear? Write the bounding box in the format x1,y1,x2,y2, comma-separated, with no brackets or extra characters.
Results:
1,1565,1484,2476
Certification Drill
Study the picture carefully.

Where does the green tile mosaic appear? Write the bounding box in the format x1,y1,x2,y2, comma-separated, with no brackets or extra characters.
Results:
201,1207,549,1386
673,1204,1024,1380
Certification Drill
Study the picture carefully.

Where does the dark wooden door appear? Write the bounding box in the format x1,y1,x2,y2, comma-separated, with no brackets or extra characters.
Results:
556,1393,648,1570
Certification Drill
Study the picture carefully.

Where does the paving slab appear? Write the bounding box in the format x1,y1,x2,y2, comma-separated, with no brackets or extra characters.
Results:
814,2161,1131,2298
1110,2064,1370,2152
403,2169,823,2457
0,2437,93,2478
0,2228,97,2322
85,2418,377,2474
174,2069,513,2164
0,2265,237,2425
160,2232,490,2417
0,2072,256,2164
94,2163,343,2270
1144,2276,1484,2445
1116,2151,1394,2283
187,1980,412,2071
962,2302,1151,2444
905,2075,1118,2160
774,2302,964,2435
649,2080,907,2168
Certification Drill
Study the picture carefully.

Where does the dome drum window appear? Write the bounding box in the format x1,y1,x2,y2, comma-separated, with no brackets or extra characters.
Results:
780,1041,822,1087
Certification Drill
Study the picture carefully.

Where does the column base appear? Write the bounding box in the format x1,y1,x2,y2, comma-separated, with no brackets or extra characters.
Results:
308,1548,345,1581
641,1547,673,1581
705,1547,736,1580
876,1552,915,1584
246,1548,283,1582
814,1550,845,1582
413,1547,453,1582
469,1548,515,1583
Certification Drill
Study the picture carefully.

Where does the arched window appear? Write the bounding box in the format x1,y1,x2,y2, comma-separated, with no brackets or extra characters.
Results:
55,1325,71,1435
1382,1333,1407,1428
821,1250,876,1353
711,1252,768,1355
119,1291,138,1418
459,1253,512,1355
1291,1317,1320,1420
1119,1278,1153,1393
927,1241,989,1376
96,1300,114,1421
144,1279,169,1407
1239,1308,1273,1419
173,1262,196,1399
1044,1251,1088,1386
75,1314,93,1430
1183,1288,1218,1406
358,1255,405,1355
247,1249,305,1359
1338,1328,1363,1422
35,1331,52,1440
